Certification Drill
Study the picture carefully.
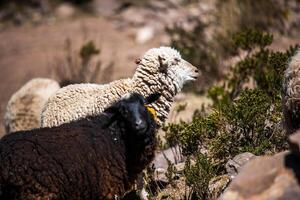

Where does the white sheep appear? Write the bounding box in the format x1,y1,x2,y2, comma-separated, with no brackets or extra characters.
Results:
283,49,300,135
4,78,60,133
41,46,199,127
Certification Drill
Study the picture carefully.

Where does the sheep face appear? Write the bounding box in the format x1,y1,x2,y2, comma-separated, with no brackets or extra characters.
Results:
135,46,199,90
166,58,199,85
106,93,160,133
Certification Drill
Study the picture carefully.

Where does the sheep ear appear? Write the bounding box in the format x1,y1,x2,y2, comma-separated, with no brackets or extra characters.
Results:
102,105,119,128
145,93,161,104
158,55,168,73
135,58,141,64
104,103,119,115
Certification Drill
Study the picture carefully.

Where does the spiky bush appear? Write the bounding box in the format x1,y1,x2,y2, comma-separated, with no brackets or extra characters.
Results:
184,154,217,200
163,29,298,199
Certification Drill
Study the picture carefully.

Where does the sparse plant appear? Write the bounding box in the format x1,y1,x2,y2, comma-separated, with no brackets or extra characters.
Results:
184,154,217,200
166,158,176,186
53,39,114,86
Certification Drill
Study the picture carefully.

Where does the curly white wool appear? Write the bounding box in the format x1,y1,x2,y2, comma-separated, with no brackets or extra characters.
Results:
4,78,60,133
283,49,300,134
41,46,199,128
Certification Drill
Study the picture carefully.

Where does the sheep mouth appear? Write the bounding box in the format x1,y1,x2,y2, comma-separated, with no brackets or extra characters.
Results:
187,74,199,81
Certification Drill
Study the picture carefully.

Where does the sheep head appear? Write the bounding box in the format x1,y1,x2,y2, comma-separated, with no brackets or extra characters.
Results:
133,46,199,92
104,93,160,133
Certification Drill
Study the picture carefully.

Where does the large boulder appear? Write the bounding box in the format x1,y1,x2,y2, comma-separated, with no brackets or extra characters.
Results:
220,131,300,200
220,151,300,200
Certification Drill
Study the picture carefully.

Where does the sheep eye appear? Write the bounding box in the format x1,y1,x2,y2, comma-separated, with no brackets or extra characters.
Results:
135,58,141,64
123,108,129,114
174,58,180,64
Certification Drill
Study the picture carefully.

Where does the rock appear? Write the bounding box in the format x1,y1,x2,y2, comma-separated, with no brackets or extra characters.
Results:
151,146,185,183
220,152,300,200
92,0,121,17
32,12,43,24
119,7,147,26
208,175,230,199
288,130,300,157
149,0,168,11
135,26,154,44
154,167,168,183
225,152,256,179
174,162,185,173
152,162,186,183
152,145,184,171
55,3,76,20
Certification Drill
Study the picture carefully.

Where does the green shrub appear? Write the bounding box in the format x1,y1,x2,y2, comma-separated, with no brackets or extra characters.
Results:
184,154,217,199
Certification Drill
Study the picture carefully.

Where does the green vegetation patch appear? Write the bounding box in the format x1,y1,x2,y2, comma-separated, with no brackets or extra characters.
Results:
163,29,298,199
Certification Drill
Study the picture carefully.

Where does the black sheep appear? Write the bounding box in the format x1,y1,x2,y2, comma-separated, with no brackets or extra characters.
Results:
0,92,160,200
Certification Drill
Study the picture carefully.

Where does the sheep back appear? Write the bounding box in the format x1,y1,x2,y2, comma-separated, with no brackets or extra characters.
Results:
0,119,129,200
41,79,132,128
4,78,60,134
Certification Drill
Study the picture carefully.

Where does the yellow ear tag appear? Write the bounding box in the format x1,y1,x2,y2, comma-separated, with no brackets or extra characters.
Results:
145,105,157,120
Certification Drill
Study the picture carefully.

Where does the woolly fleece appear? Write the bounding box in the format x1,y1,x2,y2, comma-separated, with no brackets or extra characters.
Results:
283,49,300,135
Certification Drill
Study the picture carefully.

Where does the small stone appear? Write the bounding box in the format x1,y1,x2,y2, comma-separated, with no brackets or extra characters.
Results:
119,8,146,26
135,26,154,44
152,145,184,171
174,162,185,173
55,3,76,20
154,167,168,183
92,0,121,17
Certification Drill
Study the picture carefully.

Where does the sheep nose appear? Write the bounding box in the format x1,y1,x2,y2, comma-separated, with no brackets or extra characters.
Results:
135,119,146,130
